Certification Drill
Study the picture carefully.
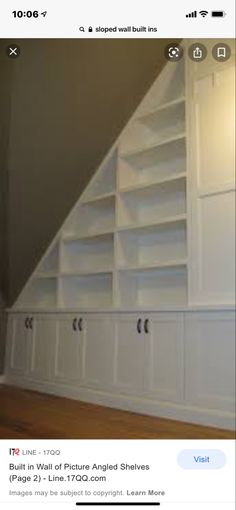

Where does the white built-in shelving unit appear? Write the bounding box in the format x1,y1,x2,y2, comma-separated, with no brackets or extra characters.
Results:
14,60,188,310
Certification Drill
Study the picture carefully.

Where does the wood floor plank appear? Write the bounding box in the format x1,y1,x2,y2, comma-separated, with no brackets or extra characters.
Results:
0,385,235,439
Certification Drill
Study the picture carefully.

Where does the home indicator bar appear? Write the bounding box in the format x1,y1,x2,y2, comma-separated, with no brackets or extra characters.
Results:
75,504,161,507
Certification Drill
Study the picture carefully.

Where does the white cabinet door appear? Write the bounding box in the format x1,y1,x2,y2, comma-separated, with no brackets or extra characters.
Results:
83,314,115,390
28,315,56,381
5,314,31,377
114,313,184,401
114,314,145,394
191,192,235,305
145,313,184,402
185,312,235,412
188,60,235,306
54,315,84,384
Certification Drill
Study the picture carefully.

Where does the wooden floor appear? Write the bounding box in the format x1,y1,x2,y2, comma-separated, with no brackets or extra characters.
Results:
0,385,235,439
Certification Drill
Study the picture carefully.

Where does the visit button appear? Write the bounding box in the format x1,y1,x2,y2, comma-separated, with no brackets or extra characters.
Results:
177,449,226,469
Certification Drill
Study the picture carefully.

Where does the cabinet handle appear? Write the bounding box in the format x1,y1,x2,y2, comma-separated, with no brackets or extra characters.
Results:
25,317,29,329
144,318,149,334
29,317,34,329
72,318,77,331
78,318,83,332
137,318,142,334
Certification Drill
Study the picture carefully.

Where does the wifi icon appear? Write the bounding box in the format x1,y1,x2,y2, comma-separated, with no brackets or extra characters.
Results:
199,10,208,17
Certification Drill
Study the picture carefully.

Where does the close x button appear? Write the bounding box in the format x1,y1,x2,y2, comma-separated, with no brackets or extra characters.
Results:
6,44,21,58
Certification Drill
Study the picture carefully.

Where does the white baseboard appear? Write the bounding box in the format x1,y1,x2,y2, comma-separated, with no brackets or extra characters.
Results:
5,375,236,431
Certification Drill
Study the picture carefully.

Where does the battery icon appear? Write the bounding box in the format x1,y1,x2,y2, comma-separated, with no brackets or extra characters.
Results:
211,11,226,17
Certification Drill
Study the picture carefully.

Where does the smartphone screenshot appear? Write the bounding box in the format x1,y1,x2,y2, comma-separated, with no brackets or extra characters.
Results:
0,1,235,509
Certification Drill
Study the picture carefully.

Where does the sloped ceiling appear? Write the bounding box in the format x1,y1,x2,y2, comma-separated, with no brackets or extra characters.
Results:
0,39,174,305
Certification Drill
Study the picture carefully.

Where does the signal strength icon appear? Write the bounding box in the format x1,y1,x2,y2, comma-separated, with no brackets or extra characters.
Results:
199,10,208,17
186,10,197,17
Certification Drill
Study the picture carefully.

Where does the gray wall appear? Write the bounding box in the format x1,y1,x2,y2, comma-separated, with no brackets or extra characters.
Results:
4,39,169,304
0,53,12,372
0,292,6,373
0,54,11,301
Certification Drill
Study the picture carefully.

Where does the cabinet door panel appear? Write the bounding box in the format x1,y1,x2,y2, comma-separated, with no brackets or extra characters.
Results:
54,316,83,383
114,314,145,394
196,192,235,304
185,312,235,412
29,317,56,381
6,315,30,376
146,313,184,402
83,315,115,389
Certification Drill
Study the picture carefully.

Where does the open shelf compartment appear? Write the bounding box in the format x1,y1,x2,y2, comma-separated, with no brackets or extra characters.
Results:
61,234,114,273
118,136,186,189
59,273,113,308
63,195,116,238
120,100,185,156
117,267,188,307
117,178,186,228
116,221,187,269
139,98,185,137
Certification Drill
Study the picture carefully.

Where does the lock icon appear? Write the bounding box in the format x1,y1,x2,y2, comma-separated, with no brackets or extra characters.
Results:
88,26,93,32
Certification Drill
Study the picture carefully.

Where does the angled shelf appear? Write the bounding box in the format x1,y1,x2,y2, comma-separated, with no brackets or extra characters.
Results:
82,149,117,201
35,272,59,279
60,269,114,276
81,191,115,205
117,215,187,233
137,96,186,119
62,230,115,242
119,133,186,161
15,277,58,309
119,172,186,194
117,260,187,272
36,242,60,274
